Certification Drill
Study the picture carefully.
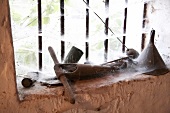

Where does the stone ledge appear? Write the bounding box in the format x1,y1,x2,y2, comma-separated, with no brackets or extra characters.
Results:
16,72,170,113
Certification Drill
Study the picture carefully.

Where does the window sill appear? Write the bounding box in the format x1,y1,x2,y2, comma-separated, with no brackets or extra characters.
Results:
17,71,153,102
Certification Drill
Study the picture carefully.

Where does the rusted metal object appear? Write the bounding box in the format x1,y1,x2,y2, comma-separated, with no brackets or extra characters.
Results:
21,78,36,88
21,72,39,88
137,29,169,75
48,46,121,103
64,46,84,63
48,46,75,104
54,63,115,80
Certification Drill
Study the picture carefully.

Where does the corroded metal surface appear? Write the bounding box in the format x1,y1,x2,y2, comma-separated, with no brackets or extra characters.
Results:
54,63,115,80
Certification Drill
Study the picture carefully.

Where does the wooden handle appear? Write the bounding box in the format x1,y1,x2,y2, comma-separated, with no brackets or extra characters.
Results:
59,74,75,104
48,46,75,104
48,46,59,64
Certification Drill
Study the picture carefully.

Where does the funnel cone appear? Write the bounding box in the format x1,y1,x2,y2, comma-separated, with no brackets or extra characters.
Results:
137,30,169,75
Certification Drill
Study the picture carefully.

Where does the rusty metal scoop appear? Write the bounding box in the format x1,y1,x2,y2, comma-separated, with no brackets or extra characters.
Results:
136,29,169,75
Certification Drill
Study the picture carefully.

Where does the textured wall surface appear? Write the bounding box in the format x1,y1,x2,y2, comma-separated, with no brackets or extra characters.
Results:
0,0,170,113
0,0,19,112
148,0,170,65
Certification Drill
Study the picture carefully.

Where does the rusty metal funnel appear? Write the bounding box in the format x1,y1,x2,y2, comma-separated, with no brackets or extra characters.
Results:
136,30,169,75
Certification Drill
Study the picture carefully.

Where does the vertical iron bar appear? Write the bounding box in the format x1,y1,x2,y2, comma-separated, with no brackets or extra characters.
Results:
38,0,42,70
104,0,109,62
86,0,89,61
141,34,146,50
141,3,147,51
122,4,127,53
60,0,65,61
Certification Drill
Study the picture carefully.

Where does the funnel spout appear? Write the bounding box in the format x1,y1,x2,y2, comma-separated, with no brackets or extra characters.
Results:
149,29,155,44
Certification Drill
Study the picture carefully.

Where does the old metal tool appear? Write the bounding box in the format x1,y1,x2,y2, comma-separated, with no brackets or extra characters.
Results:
21,78,36,88
21,72,40,88
136,29,169,75
54,63,115,80
48,46,75,104
48,46,120,103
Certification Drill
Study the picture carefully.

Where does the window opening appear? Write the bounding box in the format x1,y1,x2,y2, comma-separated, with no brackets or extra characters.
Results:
125,1,144,53
9,0,149,97
10,0,38,76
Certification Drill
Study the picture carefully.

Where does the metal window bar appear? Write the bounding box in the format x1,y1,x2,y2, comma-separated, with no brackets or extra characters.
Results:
122,6,127,53
86,0,89,62
104,0,109,62
141,3,148,51
38,0,42,70
122,0,128,53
